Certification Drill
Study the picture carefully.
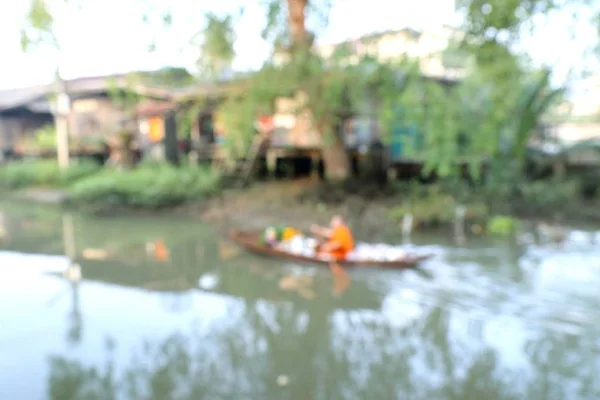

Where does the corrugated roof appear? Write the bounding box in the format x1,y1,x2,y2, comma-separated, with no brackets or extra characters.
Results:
0,73,176,112
0,71,250,112
0,84,52,111
135,100,175,116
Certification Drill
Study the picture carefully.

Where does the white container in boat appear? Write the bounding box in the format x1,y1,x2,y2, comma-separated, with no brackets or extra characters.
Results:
289,236,304,254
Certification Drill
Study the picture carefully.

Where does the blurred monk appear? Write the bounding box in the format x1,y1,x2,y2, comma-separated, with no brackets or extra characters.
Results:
311,215,355,260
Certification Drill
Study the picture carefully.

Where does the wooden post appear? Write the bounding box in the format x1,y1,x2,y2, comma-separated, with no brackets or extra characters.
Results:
189,117,201,165
267,149,277,179
310,151,320,179
387,166,397,182
54,83,71,170
163,111,180,165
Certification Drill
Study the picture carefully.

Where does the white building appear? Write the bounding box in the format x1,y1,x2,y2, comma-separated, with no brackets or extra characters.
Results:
314,25,467,80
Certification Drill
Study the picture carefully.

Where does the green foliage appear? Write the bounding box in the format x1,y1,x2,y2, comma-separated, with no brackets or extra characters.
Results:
0,160,101,189
136,67,196,88
34,124,57,149
510,69,565,166
106,76,142,116
196,13,236,79
262,0,287,46
67,164,221,211
217,96,257,161
516,179,581,214
389,183,488,224
487,215,520,236
388,177,585,226
21,0,57,51
457,0,564,38
18,124,57,150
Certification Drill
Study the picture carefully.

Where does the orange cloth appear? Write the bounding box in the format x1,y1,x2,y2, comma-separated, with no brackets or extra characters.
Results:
326,224,355,260
148,116,164,143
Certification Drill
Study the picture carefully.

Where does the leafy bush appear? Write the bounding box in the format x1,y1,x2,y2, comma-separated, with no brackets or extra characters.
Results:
0,160,102,189
388,177,585,226
487,215,520,236
18,124,57,151
67,164,221,210
515,179,580,215
389,183,488,225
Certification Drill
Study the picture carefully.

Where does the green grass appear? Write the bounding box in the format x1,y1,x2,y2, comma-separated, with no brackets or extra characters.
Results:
0,159,102,189
0,159,222,212
66,163,221,210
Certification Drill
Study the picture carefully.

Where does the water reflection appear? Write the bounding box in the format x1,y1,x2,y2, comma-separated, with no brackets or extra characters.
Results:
44,300,600,399
1,202,600,399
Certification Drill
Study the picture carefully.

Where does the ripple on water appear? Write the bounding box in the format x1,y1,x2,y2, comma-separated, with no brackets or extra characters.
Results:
367,237,600,340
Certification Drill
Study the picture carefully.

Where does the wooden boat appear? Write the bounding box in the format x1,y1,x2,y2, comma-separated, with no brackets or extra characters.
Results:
228,230,434,269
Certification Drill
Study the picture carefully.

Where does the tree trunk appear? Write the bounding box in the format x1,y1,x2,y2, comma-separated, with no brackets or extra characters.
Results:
286,0,309,46
322,143,351,181
285,0,350,180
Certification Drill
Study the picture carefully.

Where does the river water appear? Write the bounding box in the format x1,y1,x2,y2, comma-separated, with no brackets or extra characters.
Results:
1,202,600,400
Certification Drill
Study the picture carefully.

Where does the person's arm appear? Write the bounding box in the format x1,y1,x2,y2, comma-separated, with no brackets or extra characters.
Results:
320,240,342,252
310,224,332,238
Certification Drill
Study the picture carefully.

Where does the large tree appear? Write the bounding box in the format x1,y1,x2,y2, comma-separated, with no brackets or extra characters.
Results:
258,0,353,180
21,0,598,181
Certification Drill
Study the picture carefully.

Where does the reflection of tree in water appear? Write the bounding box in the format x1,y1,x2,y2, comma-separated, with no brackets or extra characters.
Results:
48,298,600,400
323,305,519,400
48,340,117,400
524,330,600,399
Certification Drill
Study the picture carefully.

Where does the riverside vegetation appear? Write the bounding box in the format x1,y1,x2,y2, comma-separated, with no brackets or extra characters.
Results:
13,0,600,231
0,160,221,213
1,159,599,236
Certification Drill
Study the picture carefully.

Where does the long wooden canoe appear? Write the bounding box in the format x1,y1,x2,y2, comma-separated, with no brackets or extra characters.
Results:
228,230,434,269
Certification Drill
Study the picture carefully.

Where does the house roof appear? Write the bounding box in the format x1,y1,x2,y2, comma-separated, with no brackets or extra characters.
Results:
135,100,176,117
0,71,247,114
0,73,181,113
0,84,52,111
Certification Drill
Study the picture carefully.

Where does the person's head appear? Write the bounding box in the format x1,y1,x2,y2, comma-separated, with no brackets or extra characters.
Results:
330,215,344,228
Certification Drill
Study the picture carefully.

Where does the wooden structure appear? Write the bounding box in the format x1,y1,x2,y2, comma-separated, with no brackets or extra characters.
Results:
0,69,458,175
0,84,54,157
228,230,434,269
135,99,217,164
0,74,178,161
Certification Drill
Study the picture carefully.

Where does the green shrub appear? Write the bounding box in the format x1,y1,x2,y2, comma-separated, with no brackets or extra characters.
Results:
0,160,102,189
19,124,57,151
515,179,580,215
487,215,520,236
66,164,221,210
388,183,488,225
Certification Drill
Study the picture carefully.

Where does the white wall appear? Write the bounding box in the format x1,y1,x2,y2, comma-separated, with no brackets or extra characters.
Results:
314,26,465,79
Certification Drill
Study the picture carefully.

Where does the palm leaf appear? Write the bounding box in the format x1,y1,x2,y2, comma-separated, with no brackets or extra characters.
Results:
513,70,564,164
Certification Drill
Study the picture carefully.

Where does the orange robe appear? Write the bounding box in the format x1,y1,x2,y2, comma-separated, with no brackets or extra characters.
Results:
325,224,355,260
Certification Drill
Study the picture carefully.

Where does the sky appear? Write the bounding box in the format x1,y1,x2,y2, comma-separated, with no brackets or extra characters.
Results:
0,0,598,92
